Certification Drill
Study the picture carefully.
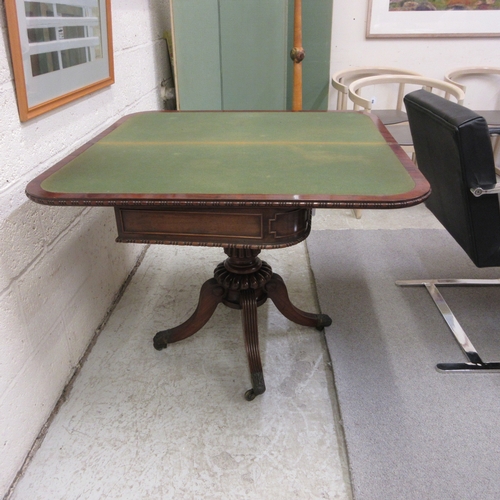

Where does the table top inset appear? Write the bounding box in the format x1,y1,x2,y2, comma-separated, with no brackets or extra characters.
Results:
26,111,430,208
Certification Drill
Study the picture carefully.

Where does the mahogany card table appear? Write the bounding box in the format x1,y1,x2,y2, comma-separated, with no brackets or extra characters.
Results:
26,111,430,400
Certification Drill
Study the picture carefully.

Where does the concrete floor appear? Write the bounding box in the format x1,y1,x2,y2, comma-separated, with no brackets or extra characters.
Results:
9,206,441,500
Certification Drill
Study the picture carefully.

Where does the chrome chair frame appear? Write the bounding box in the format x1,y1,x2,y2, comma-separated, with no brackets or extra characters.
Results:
397,278,500,372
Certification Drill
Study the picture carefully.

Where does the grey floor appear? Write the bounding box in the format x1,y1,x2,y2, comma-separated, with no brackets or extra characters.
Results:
9,206,441,500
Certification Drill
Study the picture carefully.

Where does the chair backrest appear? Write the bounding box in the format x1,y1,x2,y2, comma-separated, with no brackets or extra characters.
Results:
445,66,500,93
404,89,500,268
348,75,464,113
331,67,421,110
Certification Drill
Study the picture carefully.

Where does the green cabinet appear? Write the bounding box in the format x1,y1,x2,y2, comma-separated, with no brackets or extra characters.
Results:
171,0,332,111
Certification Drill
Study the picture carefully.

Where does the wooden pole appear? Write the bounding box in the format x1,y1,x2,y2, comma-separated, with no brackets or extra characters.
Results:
291,0,304,111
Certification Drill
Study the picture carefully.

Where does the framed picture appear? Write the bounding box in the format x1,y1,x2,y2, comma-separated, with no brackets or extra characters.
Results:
5,0,114,121
367,0,500,38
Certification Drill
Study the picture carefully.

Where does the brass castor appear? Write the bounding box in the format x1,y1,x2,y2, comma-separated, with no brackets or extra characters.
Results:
316,313,333,330
153,330,170,350
244,389,257,401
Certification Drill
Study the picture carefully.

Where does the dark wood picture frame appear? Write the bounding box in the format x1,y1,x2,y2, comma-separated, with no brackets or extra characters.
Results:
5,0,114,122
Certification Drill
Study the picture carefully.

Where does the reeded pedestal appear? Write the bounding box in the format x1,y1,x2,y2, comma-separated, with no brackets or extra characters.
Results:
153,247,332,400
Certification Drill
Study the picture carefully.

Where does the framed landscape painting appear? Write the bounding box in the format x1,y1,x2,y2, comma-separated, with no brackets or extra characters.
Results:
367,0,500,37
5,0,114,121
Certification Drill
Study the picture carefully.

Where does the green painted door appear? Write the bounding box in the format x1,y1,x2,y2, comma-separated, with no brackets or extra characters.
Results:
171,0,222,110
171,0,332,111
219,0,288,110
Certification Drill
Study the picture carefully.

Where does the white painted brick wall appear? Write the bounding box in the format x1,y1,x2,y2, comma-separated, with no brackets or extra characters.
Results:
0,1,171,495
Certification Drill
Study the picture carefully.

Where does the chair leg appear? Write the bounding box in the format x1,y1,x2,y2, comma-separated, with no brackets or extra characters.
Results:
353,209,362,219
396,279,500,372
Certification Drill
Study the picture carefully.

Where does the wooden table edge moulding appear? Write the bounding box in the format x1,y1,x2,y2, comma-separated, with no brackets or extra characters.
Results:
26,110,430,401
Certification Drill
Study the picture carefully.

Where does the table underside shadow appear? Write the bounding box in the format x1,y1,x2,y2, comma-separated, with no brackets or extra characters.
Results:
153,247,332,400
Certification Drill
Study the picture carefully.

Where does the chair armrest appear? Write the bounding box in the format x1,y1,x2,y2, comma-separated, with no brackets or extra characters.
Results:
470,184,500,197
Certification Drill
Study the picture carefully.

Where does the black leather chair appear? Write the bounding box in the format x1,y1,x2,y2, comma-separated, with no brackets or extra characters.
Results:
397,89,500,371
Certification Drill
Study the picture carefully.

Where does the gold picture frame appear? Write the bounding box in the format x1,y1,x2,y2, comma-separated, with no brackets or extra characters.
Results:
5,0,114,121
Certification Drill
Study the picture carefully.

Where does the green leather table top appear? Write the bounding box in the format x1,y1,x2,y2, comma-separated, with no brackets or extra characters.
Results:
27,111,430,207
